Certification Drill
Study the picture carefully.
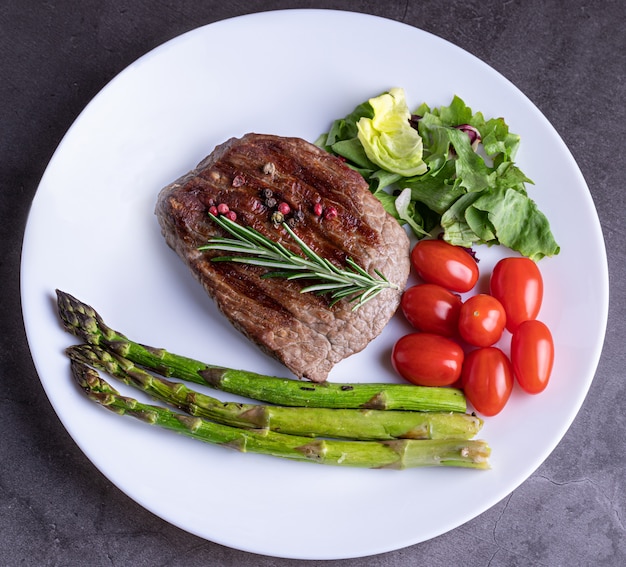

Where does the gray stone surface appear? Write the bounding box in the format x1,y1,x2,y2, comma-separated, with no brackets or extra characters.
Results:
1,1,625,565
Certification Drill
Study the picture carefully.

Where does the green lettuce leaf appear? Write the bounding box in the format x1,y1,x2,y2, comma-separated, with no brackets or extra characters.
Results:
440,191,485,247
394,188,430,237
470,188,560,261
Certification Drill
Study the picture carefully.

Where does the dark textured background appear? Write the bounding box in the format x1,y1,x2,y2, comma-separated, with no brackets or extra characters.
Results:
2,2,625,565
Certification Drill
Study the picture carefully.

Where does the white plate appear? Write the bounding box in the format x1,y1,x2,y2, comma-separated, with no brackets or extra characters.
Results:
21,10,608,560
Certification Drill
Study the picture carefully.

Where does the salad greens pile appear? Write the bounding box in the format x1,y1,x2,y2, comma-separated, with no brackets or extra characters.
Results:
316,88,560,261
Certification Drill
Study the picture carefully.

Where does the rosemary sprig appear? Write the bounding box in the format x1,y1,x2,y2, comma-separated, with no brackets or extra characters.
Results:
198,214,399,309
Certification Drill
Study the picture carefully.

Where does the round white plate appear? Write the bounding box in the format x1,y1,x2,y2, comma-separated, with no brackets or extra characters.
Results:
21,10,608,560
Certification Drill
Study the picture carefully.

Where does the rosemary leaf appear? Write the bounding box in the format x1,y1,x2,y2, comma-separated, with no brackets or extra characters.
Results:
300,282,355,293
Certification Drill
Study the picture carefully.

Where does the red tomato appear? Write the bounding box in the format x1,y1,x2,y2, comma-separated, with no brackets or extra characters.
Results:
490,257,543,332
391,333,464,387
410,239,479,293
400,284,462,337
461,347,513,416
511,320,554,394
458,294,506,347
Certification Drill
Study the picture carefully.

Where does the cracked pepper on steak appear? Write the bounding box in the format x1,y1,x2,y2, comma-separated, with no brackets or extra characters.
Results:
155,133,410,382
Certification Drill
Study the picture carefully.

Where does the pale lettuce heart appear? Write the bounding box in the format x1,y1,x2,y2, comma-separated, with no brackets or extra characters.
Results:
356,88,427,177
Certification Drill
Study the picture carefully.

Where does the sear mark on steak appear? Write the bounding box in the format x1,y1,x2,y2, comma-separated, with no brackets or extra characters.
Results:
155,133,410,382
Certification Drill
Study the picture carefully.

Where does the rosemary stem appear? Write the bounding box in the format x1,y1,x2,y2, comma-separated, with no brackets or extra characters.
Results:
200,214,399,310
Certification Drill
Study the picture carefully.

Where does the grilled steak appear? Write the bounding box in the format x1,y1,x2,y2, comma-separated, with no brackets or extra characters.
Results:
155,133,410,382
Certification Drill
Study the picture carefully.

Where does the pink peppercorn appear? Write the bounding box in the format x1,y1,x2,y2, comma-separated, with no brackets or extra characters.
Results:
217,203,230,214
208,205,218,216
225,210,237,221
232,175,246,187
313,202,323,216
277,202,291,215
324,206,338,220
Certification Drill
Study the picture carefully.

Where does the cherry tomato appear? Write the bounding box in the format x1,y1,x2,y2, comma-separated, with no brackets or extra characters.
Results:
391,333,464,387
410,239,479,293
461,347,514,416
490,257,543,332
458,294,507,347
400,284,462,337
511,320,554,394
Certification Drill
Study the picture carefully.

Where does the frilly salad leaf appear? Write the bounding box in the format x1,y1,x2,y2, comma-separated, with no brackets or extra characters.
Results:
316,89,559,261
394,188,430,237
356,88,428,177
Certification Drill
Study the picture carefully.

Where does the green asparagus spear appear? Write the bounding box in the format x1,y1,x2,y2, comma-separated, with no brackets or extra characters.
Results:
56,290,466,412
67,343,483,441
71,360,490,469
